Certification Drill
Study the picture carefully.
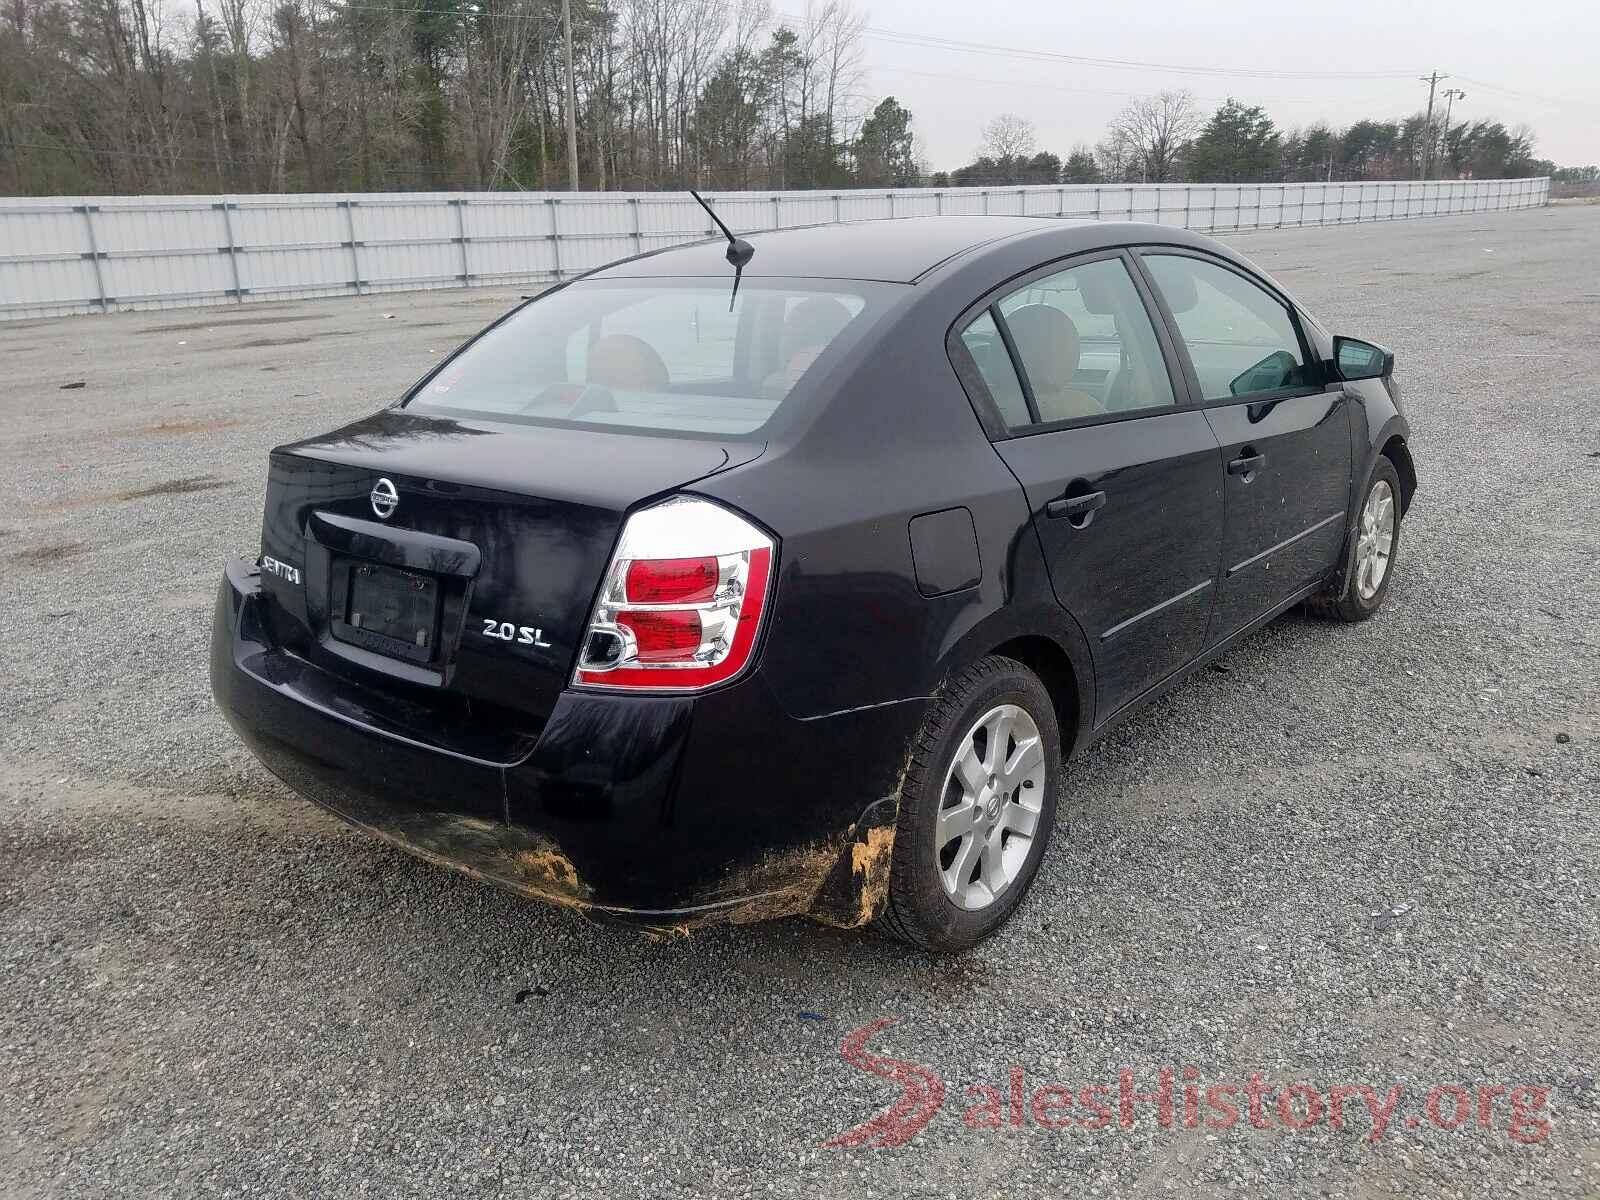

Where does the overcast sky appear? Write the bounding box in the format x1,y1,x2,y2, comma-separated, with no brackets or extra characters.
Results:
843,0,1598,169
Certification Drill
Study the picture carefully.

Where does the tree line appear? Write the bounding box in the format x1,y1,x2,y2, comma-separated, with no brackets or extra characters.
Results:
0,0,1577,197
0,0,917,194
941,92,1561,189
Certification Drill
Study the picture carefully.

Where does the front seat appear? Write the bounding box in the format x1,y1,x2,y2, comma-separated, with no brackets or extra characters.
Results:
587,333,669,391
1003,305,1102,421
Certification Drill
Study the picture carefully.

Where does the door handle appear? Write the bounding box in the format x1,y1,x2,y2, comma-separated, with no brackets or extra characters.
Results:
1228,451,1265,477
1045,490,1107,521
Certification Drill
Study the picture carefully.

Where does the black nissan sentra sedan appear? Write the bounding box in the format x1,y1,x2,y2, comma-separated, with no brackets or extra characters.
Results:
212,215,1414,952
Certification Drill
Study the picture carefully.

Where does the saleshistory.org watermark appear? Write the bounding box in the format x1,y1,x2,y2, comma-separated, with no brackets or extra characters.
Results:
824,1019,1553,1150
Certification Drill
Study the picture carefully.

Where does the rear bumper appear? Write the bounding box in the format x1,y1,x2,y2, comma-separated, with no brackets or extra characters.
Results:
210,558,920,927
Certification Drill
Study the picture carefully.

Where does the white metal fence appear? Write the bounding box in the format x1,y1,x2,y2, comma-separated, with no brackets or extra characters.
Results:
0,176,1550,322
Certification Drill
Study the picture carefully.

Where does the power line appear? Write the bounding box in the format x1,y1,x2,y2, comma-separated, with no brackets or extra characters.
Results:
857,27,1420,82
872,64,1420,109
1448,73,1573,110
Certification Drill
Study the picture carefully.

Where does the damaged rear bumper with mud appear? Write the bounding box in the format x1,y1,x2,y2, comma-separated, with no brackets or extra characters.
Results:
210,559,917,929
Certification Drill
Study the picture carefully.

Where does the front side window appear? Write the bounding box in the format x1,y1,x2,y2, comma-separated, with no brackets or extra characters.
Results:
956,256,1176,432
409,278,882,437
1141,254,1312,401
996,258,1175,423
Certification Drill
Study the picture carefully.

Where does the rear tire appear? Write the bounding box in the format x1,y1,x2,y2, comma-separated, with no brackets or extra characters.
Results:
1307,456,1402,623
877,656,1061,953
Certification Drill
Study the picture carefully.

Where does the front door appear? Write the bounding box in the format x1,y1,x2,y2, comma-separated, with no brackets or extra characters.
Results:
1136,251,1353,643
956,252,1224,722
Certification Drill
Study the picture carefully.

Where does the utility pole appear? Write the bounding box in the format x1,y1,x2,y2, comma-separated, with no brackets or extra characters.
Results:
1439,88,1466,176
562,0,580,191
1419,70,1447,180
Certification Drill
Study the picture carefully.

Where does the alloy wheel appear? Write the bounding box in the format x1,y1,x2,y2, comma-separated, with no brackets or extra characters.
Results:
934,703,1047,911
1355,478,1396,601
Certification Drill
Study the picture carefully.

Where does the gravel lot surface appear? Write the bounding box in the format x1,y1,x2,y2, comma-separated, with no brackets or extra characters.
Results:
2,206,1597,1198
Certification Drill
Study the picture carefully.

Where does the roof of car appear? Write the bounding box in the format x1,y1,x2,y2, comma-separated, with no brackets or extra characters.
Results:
584,215,1160,285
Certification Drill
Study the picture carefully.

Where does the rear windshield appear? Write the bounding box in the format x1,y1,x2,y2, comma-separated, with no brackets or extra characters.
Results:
406,277,890,436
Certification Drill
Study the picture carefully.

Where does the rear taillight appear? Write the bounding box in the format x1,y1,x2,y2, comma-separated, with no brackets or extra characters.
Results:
573,496,775,692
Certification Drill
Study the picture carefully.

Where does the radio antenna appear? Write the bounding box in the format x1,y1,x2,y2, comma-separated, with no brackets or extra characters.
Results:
689,189,754,311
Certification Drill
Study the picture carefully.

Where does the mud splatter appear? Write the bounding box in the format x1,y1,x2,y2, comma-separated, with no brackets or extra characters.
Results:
514,847,591,901
847,824,896,926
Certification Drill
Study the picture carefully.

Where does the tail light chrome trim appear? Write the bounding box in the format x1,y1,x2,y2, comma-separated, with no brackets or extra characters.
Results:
573,495,775,692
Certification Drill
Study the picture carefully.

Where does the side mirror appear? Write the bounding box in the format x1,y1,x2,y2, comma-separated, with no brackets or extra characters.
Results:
1332,336,1394,382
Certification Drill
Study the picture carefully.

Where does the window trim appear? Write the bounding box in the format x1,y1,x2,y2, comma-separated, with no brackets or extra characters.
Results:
988,302,1042,425
945,247,1195,441
1128,246,1327,411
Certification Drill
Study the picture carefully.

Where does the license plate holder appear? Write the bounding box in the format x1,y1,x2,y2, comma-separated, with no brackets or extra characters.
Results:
330,559,441,665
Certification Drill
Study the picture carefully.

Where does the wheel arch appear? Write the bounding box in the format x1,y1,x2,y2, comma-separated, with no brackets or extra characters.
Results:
1380,433,1417,515
936,603,1096,758
990,634,1088,757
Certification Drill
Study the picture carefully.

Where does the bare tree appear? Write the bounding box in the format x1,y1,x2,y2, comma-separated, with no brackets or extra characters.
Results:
816,0,866,167
1108,90,1199,183
980,112,1034,163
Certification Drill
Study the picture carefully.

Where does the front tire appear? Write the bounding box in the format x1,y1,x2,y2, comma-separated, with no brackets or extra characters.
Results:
878,656,1061,953
1308,456,1402,623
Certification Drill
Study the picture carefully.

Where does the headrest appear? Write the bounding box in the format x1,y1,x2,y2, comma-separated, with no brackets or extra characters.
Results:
1152,263,1199,313
784,297,852,355
1005,304,1081,378
588,333,669,391
1077,269,1121,315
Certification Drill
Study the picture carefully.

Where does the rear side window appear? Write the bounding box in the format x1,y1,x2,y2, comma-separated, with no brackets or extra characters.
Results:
409,278,883,437
959,310,1030,428
1141,254,1312,401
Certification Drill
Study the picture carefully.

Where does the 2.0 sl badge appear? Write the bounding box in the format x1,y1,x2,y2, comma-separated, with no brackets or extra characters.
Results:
481,619,552,648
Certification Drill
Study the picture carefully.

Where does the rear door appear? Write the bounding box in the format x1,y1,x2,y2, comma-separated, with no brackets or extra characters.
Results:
1135,251,1352,644
952,250,1224,723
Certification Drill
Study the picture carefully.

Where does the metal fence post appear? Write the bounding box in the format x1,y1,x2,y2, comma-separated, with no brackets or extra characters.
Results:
888,191,896,218
834,193,842,224
1057,186,1064,216
1093,186,1101,219
339,199,362,295
982,190,990,215
76,204,109,312
548,197,561,279
215,201,244,302
450,197,470,285
629,196,642,255
772,194,781,230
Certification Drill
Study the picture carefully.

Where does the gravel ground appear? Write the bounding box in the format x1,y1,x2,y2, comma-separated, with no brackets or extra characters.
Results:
2,206,1597,1198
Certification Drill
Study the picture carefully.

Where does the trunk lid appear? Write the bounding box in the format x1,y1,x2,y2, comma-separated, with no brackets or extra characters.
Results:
257,408,761,748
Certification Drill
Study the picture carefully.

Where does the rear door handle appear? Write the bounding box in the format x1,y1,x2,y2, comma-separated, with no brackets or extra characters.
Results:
1228,452,1265,477
1045,490,1107,521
